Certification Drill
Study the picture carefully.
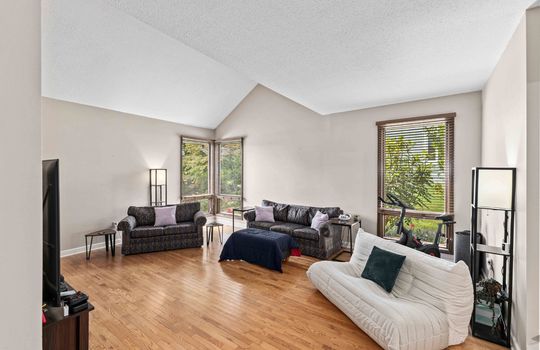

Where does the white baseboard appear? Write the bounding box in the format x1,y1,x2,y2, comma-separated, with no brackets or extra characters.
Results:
61,237,122,258
60,216,246,258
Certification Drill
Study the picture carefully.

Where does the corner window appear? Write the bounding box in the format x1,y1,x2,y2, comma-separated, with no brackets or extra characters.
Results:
377,114,455,252
180,137,243,215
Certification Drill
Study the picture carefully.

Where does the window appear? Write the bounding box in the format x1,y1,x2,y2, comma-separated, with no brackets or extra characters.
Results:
181,137,212,212
377,114,455,252
216,139,243,216
180,137,243,215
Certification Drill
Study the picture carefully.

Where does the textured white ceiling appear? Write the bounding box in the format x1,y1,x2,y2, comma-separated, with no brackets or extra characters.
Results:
42,0,256,129
107,0,534,115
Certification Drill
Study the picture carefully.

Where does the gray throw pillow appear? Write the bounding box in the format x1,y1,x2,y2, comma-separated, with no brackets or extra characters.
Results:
154,206,177,227
255,205,275,222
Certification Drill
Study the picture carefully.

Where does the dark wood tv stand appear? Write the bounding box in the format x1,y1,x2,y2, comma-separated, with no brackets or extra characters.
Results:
43,298,93,350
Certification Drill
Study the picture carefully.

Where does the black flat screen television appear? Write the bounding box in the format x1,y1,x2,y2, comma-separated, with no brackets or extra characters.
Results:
43,159,61,307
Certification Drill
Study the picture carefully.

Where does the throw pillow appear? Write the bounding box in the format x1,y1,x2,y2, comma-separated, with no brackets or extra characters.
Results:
154,206,177,227
310,211,329,232
361,246,406,293
255,205,275,222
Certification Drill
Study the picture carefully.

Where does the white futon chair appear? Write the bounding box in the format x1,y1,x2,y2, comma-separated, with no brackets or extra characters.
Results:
307,229,473,350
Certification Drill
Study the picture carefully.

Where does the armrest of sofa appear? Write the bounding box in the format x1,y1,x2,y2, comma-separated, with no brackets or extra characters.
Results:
319,221,333,237
118,215,137,233
243,209,256,222
193,211,207,226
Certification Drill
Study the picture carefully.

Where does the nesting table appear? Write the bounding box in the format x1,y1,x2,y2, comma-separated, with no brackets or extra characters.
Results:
85,228,116,260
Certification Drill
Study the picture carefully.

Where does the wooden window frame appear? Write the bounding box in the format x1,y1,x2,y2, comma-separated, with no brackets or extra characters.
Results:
180,136,214,212
180,136,244,216
376,113,455,253
215,138,244,217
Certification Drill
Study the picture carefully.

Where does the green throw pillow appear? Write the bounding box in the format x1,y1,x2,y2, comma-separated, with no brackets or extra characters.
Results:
361,246,406,293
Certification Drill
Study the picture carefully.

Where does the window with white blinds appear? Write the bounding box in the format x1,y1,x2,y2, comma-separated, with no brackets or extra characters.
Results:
377,114,455,251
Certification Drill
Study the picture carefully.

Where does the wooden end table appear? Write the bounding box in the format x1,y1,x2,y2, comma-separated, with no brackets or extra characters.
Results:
232,207,254,232
85,228,116,260
329,218,362,255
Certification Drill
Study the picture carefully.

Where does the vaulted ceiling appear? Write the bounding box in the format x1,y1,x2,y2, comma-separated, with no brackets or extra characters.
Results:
43,0,535,128
42,0,256,129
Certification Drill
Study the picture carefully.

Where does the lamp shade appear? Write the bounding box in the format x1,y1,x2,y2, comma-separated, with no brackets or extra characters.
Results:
476,168,514,210
150,169,167,186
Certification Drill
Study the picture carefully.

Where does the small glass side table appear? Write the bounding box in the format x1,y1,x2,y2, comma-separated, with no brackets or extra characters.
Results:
329,218,362,255
232,207,254,232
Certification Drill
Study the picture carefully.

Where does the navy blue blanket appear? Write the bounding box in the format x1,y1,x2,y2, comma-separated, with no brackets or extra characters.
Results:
219,228,300,272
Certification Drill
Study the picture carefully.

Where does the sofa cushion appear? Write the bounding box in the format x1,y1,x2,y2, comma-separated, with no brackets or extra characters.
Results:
361,246,406,293
309,206,341,222
292,227,320,241
164,222,197,235
131,226,164,238
176,202,200,222
286,205,311,226
128,206,155,226
270,223,306,235
262,200,289,222
248,221,285,230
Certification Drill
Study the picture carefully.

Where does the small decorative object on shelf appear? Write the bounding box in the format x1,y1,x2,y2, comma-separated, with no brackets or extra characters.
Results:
470,167,516,348
149,169,167,206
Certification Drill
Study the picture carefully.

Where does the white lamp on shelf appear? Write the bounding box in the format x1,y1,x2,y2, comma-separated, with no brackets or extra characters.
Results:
476,168,515,210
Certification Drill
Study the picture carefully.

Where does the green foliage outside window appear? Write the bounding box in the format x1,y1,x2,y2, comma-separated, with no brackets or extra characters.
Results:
383,124,447,243
220,143,242,195
181,142,209,196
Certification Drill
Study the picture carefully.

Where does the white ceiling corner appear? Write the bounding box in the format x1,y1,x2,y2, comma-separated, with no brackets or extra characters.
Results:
106,0,535,115
42,0,256,129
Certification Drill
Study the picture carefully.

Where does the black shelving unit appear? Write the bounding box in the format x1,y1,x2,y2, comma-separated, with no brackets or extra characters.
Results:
470,167,516,348
149,169,167,207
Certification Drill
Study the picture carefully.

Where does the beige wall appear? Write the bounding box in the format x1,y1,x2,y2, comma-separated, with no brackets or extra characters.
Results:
527,7,540,348
0,1,42,349
216,85,482,237
482,12,540,349
42,98,214,251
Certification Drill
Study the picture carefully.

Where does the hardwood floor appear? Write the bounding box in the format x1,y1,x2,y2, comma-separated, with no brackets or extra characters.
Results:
62,226,504,350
